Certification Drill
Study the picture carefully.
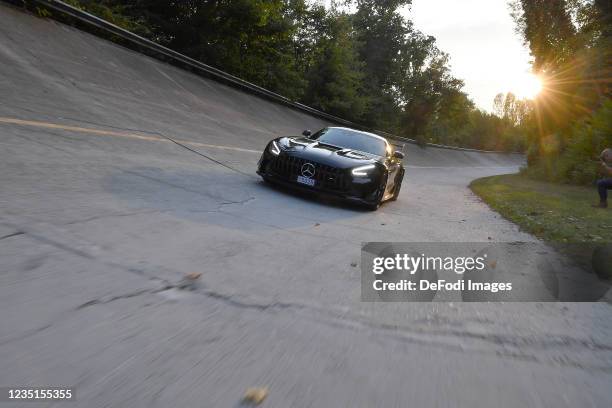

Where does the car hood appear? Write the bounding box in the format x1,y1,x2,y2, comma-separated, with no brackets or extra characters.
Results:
276,137,382,169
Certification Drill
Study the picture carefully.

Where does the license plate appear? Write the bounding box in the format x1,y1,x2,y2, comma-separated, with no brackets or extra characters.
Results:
297,176,315,186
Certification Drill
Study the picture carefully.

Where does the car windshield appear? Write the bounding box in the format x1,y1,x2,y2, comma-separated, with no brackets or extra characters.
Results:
313,128,387,156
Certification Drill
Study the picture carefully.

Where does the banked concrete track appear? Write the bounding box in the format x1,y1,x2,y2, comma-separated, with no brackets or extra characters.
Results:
1,4,611,407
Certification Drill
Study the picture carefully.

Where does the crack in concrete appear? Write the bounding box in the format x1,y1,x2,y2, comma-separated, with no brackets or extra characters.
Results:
122,169,252,209
197,287,297,312
0,231,25,240
218,196,256,208
9,228,95,259
74,278,296,313
75,286,171,310
63,209,164,225
0,323,53,346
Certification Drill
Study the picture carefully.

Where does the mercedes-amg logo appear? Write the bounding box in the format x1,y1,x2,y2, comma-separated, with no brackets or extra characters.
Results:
301,162,315,178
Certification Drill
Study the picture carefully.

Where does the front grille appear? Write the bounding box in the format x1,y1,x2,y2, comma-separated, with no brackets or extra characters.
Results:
271,155,348,191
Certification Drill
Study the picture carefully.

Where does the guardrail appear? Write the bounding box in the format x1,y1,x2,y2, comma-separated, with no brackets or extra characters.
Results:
9,0,520,154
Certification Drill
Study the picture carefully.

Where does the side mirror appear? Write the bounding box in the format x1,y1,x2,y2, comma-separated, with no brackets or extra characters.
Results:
302,129,312,137
393,151,404,159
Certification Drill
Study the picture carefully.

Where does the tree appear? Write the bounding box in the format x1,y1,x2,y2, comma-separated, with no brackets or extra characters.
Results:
397,34,464,142
351,0,411,129
304,13,367,121
511,0,577,71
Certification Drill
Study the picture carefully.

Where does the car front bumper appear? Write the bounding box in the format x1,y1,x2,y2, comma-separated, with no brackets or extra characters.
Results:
257,153,381,205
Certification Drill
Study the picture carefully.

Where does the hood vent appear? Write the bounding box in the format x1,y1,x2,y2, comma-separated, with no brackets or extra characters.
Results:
339,150,367,159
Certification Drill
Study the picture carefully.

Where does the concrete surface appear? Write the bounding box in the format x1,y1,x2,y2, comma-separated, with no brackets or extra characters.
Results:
0,4,611,407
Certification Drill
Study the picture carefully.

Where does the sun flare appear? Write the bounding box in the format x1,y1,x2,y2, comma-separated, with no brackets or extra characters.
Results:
512,73,542,100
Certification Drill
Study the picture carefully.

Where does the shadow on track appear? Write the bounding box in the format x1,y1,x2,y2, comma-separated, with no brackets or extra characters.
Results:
105,167,367,231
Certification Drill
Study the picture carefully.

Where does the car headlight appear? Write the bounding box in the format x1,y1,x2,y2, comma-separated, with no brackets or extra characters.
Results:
269,140,281,156
352,164,376,176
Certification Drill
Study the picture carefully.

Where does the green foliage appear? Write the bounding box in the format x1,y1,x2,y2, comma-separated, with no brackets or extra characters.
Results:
522,99,612,183
303,13,367,121
62,0,149,35
427,92,528,152
35,6,51,18
351,0,410,130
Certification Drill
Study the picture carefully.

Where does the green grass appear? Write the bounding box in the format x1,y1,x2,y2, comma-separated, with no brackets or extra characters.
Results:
470,174,612,243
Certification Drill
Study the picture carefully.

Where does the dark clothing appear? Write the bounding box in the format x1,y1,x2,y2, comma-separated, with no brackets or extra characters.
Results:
597,178,612,201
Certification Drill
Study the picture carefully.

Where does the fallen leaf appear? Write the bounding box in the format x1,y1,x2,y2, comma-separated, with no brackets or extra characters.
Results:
178,272,202,290
185,272,201,280
243,387,268,405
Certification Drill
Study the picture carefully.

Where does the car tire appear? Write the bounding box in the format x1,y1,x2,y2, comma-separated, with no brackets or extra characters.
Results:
366,172,388,211
390,169,404,201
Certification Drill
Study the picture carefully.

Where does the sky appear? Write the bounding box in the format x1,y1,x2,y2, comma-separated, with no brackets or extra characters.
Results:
404,0,534,111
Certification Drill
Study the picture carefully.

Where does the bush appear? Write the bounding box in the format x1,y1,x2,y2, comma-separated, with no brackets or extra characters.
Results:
523,99,612,185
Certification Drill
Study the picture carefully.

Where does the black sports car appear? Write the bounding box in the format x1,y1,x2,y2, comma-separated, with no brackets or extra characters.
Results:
257,127,405,210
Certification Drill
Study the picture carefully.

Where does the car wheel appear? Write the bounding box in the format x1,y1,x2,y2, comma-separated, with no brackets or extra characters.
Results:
366,172,388,211
390,169,404,201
